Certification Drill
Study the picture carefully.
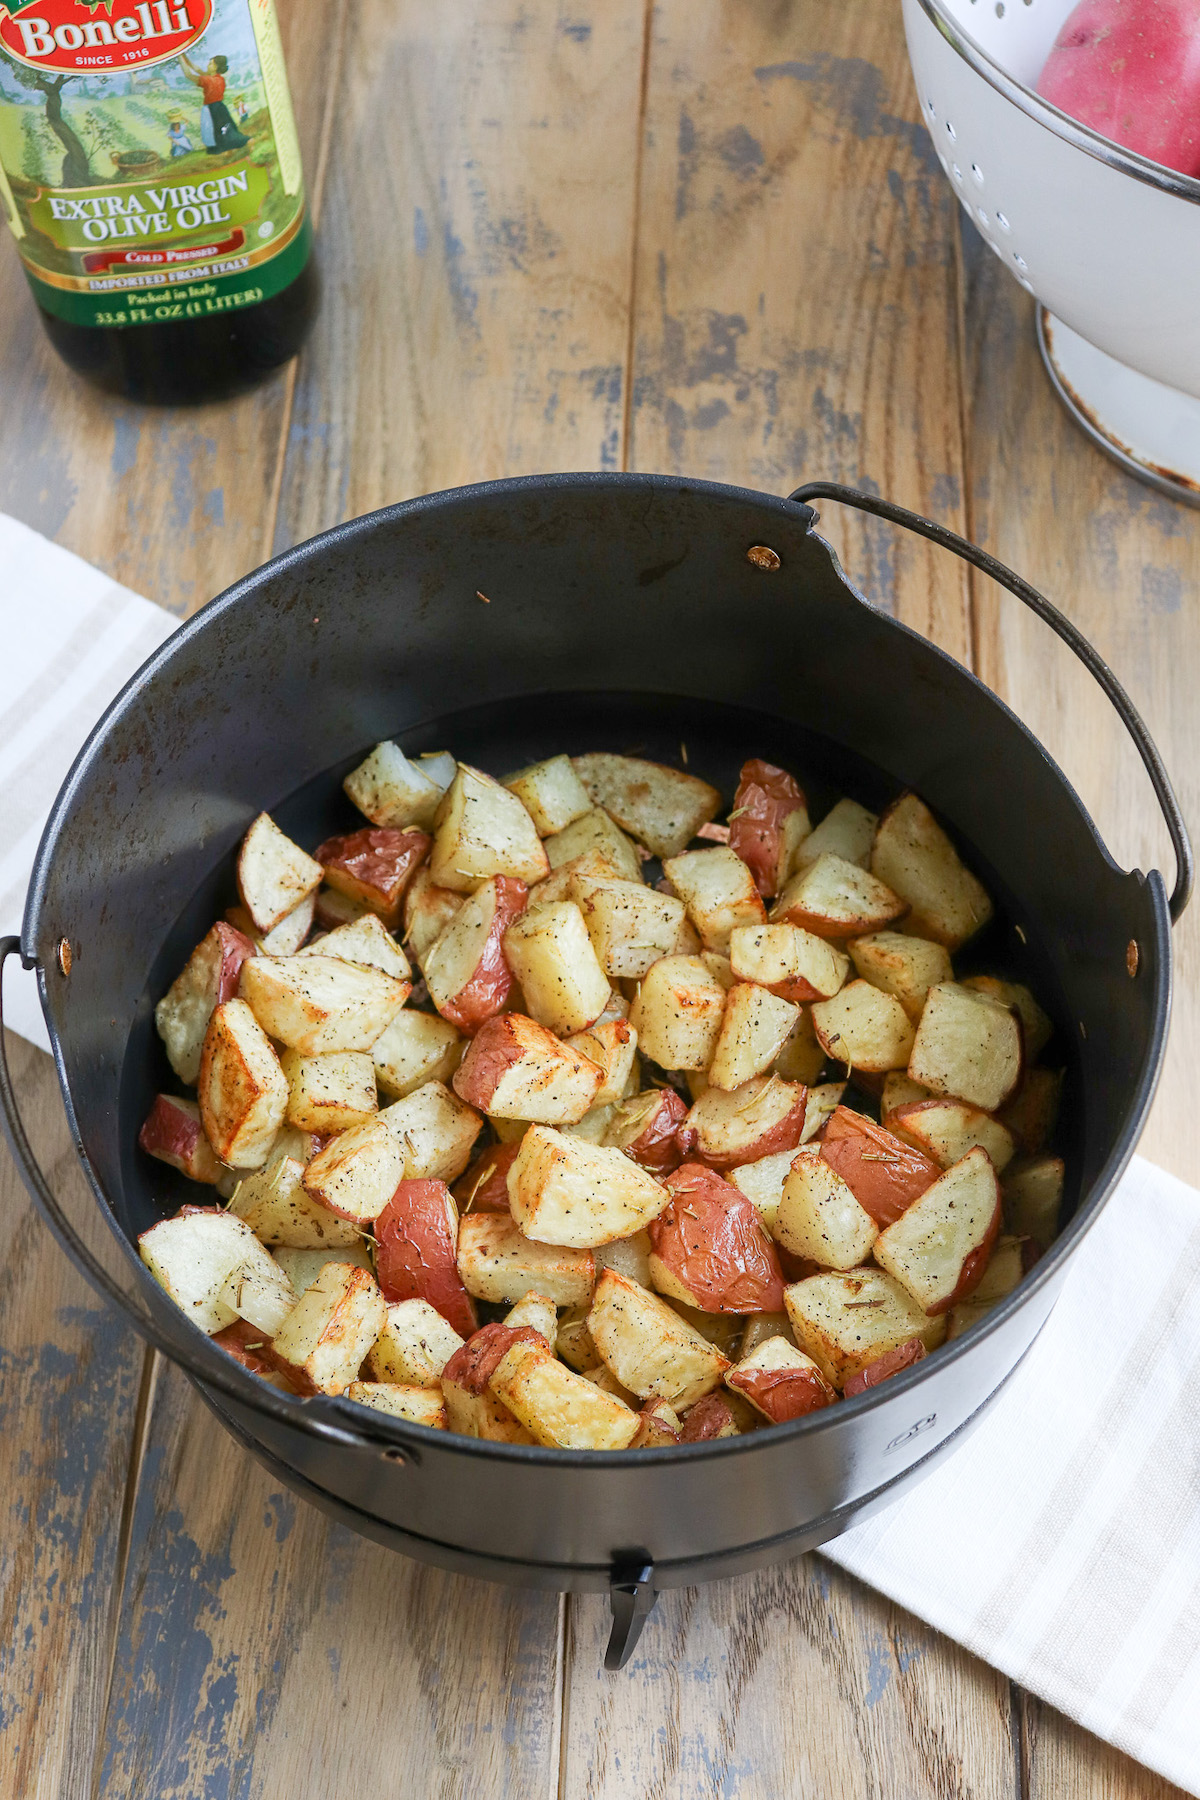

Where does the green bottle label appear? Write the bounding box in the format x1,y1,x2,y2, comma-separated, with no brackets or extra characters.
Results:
0,0,308,327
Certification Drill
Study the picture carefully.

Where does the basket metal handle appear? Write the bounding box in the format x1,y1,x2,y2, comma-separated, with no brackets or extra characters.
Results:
0,936,414,1460
789,481,1194,923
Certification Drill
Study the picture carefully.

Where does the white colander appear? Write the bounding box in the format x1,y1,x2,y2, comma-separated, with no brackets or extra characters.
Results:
902,0,1200,501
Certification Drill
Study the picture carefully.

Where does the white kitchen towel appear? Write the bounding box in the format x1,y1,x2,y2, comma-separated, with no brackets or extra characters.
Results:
0,513,176,1050
2,513,1199,1793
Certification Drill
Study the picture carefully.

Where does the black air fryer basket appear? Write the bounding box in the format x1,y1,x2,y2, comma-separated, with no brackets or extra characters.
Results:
1,475,1189,1669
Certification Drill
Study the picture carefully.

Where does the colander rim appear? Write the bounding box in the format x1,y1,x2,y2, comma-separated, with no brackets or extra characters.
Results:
915,0,1200,205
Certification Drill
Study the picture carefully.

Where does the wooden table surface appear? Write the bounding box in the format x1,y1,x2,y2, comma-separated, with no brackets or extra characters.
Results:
1,4,1195,1795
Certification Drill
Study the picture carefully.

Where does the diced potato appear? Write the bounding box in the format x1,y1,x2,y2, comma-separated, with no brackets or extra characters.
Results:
343,740,450,831
299,912,412,982
316,828,431,932
999,1067,1063,1155
452,1012,602,1124
908,982,1023,1112
708,982,800,1092
841,1336,929,1395
571,753,721,858
503,755,592,836
529,846,636,908
849,931,952,1022
424,874,528,1033
430,764,549,891
373,1009,462,1099
818,1104,940,1229
453,1141,521,1214
563,1017,638,1107
543,809,642,882
880,1072,932,1119
601,1088,687,1175
344,1382,448,1428
228,1154,362,1248
217,1237,298,1338
199,998,289,1168
772,852,906,940
315,887,369,931
366,1297,464,1386
774,1007,826,1085
662,846,766,953
1002,1155,1064,1247
508,1126,671,1247
727,758,810,896
726,1336,835,1423
240,955,409,1055
739,1310,795,1357
593,1229,654,1288
402,868,464,969
138,1094,222,1185
873,1148,1002,1314
236,812,324,934
680,1075,808,1169
457,1214,595,1306
272,1261,387,1395
155,920,256,1086
728,1148,805,1234
503,1291,559,1344
811,980,915,1074
700,951,736,992
378,1080,483,1182
963,976,1053,1060
273,1244,374,1294
784,1268,946,1389
648,1163,785,1313
571,874,685,979
138,1209,262,1334
489,1337,639,1449
946,1234,1027,1339
439,1324,541,1443
556,1304,602,1370
774,1156,878,1270
630,1397,682,1446
302,1119,407,1223
871,794,992,949
228,893,315,956
889,1098,1015,1173
679,1393,744,1440
629,954,727,1071
282,1049,378,1134
587,1268,730,1408
729,922,849,1004
502,901,611,1036
803,1079,846,1140
374,1179,476,1336
791,798,878,872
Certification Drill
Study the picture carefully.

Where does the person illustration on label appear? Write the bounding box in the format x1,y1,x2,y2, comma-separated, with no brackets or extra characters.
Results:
178,52,249,155
168,117,193,158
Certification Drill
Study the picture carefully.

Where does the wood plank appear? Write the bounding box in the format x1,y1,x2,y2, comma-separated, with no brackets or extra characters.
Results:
0,0,343,618
273,0,649,548
0,1042,148,1800
1020,1693,1191,1800
960,221,1200,1183
562,1568,1014,1800
625,0,972,657
95,1361,563,1800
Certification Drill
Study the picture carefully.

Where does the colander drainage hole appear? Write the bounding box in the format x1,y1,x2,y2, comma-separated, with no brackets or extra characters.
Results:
995,1,1005,15
946,120,957,141
1014,252,1028,271
971,162,984,184
927,97,936,117
996,211,1010,231
952,163,963,182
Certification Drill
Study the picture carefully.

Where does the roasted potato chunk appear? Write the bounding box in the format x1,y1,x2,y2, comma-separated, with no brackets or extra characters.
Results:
587,1268,730,1408
375,1177,477,1336
648,1163,785,1312
629,954,727,1071
729,922,849,1004
908,982,1023,1112
316,828,431,932
889,1097,1015,1173
871,794,992,949
784,1268,946,1389
726,1336,835,1423
602,1087,688,1175
679,1074,808,1170
772,852,906,940
791,798,877,872
849,931,952,1022
571,753,721,858
138,1094,222,1185
818,1104,940,1228
199,998,289,1168
281,1049,378,1134
503,755,592,836
727,759,810,896
378,1080,483,1183
344,1382,448,1428
774,1156,879,1271
457,1213,595,1306
508,1125,671,1247
229,1154,362,1249
571,874,686,979
302,1119,406,1223
236,812,324,935
662,846,767,953
155,920,256,1086
811,980,915,1074
424,874,528,1034
708,982,800,1091
543,808,643,882
272,1262,387,1396
240,954,409,1055
430,764,549,892
372,1009,462,1099
343,741,453,831
502,900,610,1036
489,1335,639,1450
453,1012,603,1124
873,1148,1002,1314
299,911,412,982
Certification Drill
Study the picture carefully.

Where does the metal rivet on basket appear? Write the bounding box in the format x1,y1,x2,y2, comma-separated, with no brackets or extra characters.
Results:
747,545,781,571
56,937,72,977
1126,939,1140,978
381,1445,407,1465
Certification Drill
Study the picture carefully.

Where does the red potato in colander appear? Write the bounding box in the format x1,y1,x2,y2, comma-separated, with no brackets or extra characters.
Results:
1037,0,1200,178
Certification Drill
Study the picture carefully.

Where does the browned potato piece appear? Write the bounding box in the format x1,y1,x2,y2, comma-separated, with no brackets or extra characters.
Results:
227,894,315,956
849,931,952,1022
946,1234,1027,1339
489,1336,639,1449
372,1010,463,1100
543,809,642,882
301,1120,407,1223
502,901,611,1036
790,799,878,872
708,982,800,1091
402,868,464,969
155,920,257,1087
199,998,289,1168
571,753,721,858
729,922,849,1003
889,1098,1015,1173
508,1126,671,1247
999,1067,1063,1154
772,853,906,939
871,794,992,949
631,1397,682,1446
457,1213,595,1306
344,1382,448,1428
430,764,549,892
272,1262,387,1395
343,741,452,830
662,847,767,953
908,982,1023,1112
281,1050,378,1134
774,1156,878,1270
963,976,1053,1060
229,1154,362,1248
728,1148,813,1235
138,1210,262,1335
378,1080,483,1182
784,1268,946,1389
503,755,592,836
1002,1155,1065,1247
366,1297,464,1385
571,874,686,978
880,1072,932,1119
811,980,915,1074
680,1075,808,1169
874,1148,1002,1314
236,812,324,934
240,954,409,1054
564,1017,638,1106
298,912,412,982
503,1291,559,1344
725,1337,836,1424
629,954,727,1071
593,1229,654,1288
453,1013,603,1124
587,1268,730,1408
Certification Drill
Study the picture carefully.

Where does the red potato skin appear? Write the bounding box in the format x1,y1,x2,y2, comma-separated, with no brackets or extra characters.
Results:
677,1087,809,1172
928,1190,1003,1316
651,1163,786,1312
316,828,432,928
842,1336,927,1397
213,1321,316,1395
728,759,807,897
819,1105,940,1228
437,876,529,1035
138,1095,219,1183
622,1088,689,1174
1037,0,1200,178
441,1322,548,1396
211,921,257,1002
452,1141,521,1214
728,1360,835,1423
452,1012,600,1113
374,1178,478,1337
679,1393,741,1441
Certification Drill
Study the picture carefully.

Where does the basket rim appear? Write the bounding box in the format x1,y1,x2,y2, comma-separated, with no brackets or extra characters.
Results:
914,0,1200,205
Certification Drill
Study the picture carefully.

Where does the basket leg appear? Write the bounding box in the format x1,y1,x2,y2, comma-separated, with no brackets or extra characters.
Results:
604,1557,657,1671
